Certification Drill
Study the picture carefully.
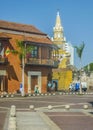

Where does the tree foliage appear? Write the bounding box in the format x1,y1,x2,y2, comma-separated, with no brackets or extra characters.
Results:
84,63,93,71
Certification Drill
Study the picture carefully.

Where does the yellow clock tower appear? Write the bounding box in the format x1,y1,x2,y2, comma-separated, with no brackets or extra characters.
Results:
53,11,65,45
52,11,69,68
52,11,72,91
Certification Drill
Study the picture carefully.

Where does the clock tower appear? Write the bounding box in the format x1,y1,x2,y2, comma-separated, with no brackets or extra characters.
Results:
53,11,66,46
52,11,73,91
52,11,67,68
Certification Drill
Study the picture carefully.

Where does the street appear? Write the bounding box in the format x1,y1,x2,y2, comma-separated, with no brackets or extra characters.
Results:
0,93,93,130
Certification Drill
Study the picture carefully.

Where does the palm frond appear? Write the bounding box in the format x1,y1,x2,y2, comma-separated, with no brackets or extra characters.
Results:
74,42,85,59
11,50,19,55
26,46,34,53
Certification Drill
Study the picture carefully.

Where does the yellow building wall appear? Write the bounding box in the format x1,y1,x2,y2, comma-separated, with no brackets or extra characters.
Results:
59,58,67,68
52,49,68,69
52,69,72,91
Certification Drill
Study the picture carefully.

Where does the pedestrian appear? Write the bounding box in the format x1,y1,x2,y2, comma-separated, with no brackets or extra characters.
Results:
69,83,72,91
51,81,56,91
48,81,52,92
34,85,39,94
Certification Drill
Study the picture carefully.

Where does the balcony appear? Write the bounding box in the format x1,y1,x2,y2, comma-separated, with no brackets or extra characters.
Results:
0,56,8,64
25,58,59,68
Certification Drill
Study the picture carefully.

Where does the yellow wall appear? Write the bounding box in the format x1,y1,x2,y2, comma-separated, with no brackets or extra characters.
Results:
52,69,72,91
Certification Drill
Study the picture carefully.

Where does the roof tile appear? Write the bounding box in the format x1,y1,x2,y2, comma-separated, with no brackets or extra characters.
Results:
0,20,45,35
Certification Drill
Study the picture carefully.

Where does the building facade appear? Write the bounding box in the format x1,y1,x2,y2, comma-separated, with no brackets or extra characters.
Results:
0,20,57,94
65,42,74,66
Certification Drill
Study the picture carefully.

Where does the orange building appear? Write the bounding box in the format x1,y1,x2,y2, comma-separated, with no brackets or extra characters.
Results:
0,20,57,94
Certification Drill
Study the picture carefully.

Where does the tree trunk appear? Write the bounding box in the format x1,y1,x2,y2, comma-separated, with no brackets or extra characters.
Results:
21,56,25,96
79,59,82,94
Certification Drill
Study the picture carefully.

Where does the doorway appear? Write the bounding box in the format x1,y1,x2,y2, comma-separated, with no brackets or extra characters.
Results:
28,71,41,93
31,75,38,92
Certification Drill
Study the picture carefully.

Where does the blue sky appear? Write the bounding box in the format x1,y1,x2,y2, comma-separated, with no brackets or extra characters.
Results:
0,0,93,68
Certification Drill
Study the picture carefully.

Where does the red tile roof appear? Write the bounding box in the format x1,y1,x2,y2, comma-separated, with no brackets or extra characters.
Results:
24,35,53,44
0,20,45,35
0,20,53,45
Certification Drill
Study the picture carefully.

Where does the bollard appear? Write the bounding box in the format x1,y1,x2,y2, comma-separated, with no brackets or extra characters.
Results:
59,92,62,95
65,105,70,110
6,94,9,98
37,93,40,96
28,93,31,96
29,105,34,110
53,93,55,96
49,93,51,96
83,104,88,110
33,94,35,96
11,94,14,98
1,95,4,98
48,105,53,110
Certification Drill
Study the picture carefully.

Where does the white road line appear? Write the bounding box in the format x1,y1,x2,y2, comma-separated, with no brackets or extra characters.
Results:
48,115,88,117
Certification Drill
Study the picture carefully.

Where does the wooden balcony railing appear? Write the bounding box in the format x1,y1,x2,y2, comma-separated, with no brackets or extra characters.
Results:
0,57,8,64
25,58,59,68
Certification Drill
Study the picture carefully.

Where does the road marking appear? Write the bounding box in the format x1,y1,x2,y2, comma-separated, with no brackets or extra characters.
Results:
0,111,7,113
0,106,10,110
35,102,89,110
48,114,88,117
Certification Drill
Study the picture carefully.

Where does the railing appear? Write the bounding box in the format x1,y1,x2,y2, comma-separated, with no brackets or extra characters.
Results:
25,58,59,68
0,57,8,64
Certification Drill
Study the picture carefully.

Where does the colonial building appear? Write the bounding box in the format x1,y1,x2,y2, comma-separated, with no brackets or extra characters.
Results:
0,20,57,94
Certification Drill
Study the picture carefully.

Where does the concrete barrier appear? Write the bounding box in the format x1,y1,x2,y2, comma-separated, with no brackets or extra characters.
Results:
8,105,16,130
8,117,16,130
10,105,16,117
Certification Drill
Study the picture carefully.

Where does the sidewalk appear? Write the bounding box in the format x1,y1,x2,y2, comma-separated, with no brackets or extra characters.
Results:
16,111,61,130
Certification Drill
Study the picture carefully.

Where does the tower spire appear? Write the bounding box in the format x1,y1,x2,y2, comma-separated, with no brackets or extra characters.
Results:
53,11,64,44
55,11,62,27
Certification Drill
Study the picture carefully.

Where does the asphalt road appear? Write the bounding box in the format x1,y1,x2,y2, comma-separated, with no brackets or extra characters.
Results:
0,93,93,130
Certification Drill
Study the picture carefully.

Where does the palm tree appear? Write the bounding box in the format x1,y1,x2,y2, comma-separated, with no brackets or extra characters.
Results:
11,40,34,96
74,42,85,94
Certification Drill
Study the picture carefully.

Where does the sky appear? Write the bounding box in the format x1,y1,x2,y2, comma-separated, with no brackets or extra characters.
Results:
0,0,93,68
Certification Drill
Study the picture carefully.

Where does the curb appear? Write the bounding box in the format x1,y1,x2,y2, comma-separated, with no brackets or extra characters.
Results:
0,92,93,98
